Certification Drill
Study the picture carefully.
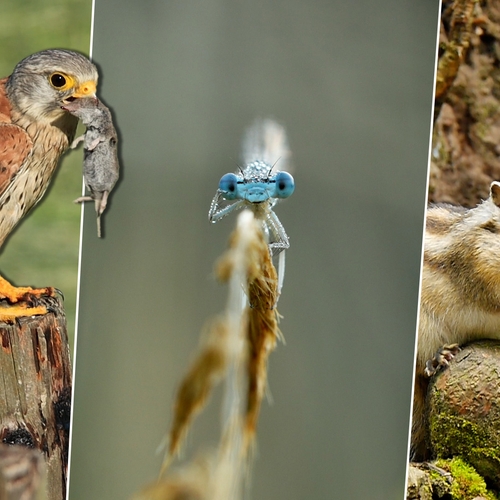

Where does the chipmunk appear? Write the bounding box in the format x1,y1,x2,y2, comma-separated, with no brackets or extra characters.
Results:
62,97,119,238
411,180,500,460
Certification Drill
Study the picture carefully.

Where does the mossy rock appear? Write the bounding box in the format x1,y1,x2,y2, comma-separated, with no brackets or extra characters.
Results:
407,459,497,500
428,341,500,489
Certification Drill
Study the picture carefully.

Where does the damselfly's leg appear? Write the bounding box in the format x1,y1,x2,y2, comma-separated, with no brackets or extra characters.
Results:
277,250,286,296
265,210,290,255
264,210,290,296
208,191,245,223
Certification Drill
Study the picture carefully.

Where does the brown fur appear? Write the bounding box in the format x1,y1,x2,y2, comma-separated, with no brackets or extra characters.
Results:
412,181,500,459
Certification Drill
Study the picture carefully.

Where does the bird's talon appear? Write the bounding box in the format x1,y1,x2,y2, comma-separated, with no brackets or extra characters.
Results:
0,304,49,324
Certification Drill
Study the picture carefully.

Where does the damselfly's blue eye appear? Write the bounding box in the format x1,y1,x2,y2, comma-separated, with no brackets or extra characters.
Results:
219,173,239,200
273,172,295,199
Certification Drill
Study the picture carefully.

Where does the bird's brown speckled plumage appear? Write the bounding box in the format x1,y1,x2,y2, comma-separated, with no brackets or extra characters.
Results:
0,78,72,246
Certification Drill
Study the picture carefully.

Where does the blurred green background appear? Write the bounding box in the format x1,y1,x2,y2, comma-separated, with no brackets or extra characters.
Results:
69,1,440,499
0,0,92,346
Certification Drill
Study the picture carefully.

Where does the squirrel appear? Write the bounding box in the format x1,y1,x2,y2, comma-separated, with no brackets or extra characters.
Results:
411,180,500,460
62,96,119,238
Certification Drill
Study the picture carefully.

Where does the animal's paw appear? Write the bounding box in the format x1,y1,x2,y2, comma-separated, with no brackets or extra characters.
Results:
424,343,461,377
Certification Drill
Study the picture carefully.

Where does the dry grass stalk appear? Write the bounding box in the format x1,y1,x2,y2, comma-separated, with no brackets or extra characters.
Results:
166,318,230,463
137,210,283,500
242,235,280,449
215,208,281,450
135,458,209,500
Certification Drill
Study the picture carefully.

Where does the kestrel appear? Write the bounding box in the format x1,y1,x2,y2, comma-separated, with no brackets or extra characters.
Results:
0,49,98,321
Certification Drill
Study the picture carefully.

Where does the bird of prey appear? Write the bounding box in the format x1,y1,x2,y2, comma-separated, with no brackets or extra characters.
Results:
0,49,98,322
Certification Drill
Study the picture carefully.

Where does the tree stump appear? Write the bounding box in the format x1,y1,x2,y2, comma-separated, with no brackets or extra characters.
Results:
0,297,72,500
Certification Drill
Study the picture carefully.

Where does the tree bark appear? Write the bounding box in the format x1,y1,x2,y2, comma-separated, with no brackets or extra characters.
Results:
430,0,500,207
0,298,71,500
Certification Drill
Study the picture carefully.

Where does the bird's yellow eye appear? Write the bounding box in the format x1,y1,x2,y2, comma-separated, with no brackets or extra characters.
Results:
49,72,74,91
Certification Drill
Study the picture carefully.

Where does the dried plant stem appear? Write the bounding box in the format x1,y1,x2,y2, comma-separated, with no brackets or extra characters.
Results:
164,318,230,468
137,210,283,500
244,241,280,449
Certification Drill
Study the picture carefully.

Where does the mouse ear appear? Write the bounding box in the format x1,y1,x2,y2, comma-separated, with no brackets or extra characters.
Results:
490,181,500,207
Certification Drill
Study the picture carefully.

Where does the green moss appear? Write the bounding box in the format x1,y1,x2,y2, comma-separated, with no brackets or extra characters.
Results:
479,101,500,121
430,413,500,489
430,414,489,457
435,458,497,500
473,120,490,141
468,447,500,485
428,467,451,497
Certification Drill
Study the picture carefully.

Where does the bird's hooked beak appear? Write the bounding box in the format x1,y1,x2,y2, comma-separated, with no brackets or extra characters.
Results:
69,80,97,99
61,81,98,110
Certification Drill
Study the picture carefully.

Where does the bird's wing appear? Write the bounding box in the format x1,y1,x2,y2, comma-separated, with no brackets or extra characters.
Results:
0,78,33,197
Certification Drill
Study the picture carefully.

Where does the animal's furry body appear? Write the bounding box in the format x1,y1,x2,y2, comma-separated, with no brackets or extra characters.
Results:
63,97,119,237
412,181,500,459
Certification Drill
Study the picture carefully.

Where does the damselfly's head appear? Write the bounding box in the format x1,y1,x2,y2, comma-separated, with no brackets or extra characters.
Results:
218,161,295,203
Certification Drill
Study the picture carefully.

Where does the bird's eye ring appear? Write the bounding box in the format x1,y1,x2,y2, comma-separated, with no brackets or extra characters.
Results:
49,72,74,91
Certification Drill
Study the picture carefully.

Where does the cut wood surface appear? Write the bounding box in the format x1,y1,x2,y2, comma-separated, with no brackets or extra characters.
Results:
0,297,71,500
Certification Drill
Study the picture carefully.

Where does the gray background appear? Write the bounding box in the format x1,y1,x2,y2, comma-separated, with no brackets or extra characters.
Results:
69,1,438,499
